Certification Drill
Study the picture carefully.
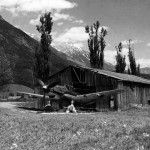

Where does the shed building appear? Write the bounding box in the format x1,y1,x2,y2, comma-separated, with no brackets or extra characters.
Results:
48,65,150,111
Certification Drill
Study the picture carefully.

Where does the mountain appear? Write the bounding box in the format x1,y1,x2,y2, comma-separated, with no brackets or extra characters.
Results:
53,43,90,67
140,67,150,74
54,43,115,71
0,15,37,88
0,15,77,88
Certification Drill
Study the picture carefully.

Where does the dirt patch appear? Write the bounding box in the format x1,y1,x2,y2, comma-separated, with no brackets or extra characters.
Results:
0,102,17,109
0,102,38,114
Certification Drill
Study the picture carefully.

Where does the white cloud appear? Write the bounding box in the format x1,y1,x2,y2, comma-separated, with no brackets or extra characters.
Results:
6,7,19,17
122,39,144,45
137,59,150,68
0,0,77,15
104,48,129,65
107,43,111,47
73,43,84,48
53,13,73,21
54,26,88,43
104,50,116,65
57,22,64,26
51,31,58,38
29,15,41,25
146,43,150,47
29,12,73,25
74,19,84,24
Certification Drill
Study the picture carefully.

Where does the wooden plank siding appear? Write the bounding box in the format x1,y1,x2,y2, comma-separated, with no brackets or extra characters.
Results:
118,82,150,109
95,74,119,111
48,67,72,86
60,67,72,85
47,66,150,111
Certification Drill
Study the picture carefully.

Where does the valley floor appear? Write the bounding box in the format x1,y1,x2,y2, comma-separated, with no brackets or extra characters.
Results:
0,102,150,150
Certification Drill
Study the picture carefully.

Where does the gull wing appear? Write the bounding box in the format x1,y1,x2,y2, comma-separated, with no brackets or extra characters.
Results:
63,89,124,104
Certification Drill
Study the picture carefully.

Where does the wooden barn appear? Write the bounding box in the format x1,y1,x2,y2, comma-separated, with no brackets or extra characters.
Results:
48,65,150,111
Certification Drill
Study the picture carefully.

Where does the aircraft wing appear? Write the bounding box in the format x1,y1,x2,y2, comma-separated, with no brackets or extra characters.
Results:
16,91,50,99
63,89,124,104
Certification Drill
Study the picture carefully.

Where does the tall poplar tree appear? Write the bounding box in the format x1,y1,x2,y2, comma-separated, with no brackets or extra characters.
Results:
85,21,107,69
34,12,53,83
115,42,126,73
128,39,140,75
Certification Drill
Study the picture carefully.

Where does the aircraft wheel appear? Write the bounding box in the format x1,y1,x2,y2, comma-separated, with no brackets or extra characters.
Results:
44,105,54,112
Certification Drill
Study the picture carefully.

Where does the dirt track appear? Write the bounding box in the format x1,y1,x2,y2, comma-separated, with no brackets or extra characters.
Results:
0,102,95,115
0,102,36,114
0,102,16,109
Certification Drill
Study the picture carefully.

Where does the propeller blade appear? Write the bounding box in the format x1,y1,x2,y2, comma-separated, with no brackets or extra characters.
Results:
37,78,46,87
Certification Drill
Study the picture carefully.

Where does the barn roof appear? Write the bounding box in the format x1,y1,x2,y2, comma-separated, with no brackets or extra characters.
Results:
49,65,150,85
75,65,150,85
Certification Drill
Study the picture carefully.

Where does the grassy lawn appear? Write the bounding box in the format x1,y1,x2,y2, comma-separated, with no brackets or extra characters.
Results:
0,105,150,150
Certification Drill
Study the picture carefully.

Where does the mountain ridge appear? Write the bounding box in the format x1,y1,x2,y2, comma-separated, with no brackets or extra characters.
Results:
53,43,115,71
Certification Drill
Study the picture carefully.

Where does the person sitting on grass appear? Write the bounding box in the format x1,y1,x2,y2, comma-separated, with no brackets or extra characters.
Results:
66,100,77,113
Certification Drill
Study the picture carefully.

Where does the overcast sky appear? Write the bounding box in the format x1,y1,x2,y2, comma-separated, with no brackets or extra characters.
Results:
0,0,150,67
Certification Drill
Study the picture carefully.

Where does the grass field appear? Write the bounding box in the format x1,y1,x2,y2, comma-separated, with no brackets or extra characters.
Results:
0,103,150,150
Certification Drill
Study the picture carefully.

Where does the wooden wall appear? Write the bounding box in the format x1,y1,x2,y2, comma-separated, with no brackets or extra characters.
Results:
118,81,150,109
48,66,150,111
48,67,72,86
60,67,72,85
71,67,118,91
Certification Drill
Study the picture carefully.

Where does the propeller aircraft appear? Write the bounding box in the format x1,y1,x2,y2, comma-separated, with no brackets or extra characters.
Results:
17,79,124,112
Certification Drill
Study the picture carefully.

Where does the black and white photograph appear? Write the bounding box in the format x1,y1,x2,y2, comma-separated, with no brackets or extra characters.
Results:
0,0,150,149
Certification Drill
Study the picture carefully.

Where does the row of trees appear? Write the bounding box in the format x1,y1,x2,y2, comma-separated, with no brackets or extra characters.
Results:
115,39,140,75
34,13,141,86
85,21,140,76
